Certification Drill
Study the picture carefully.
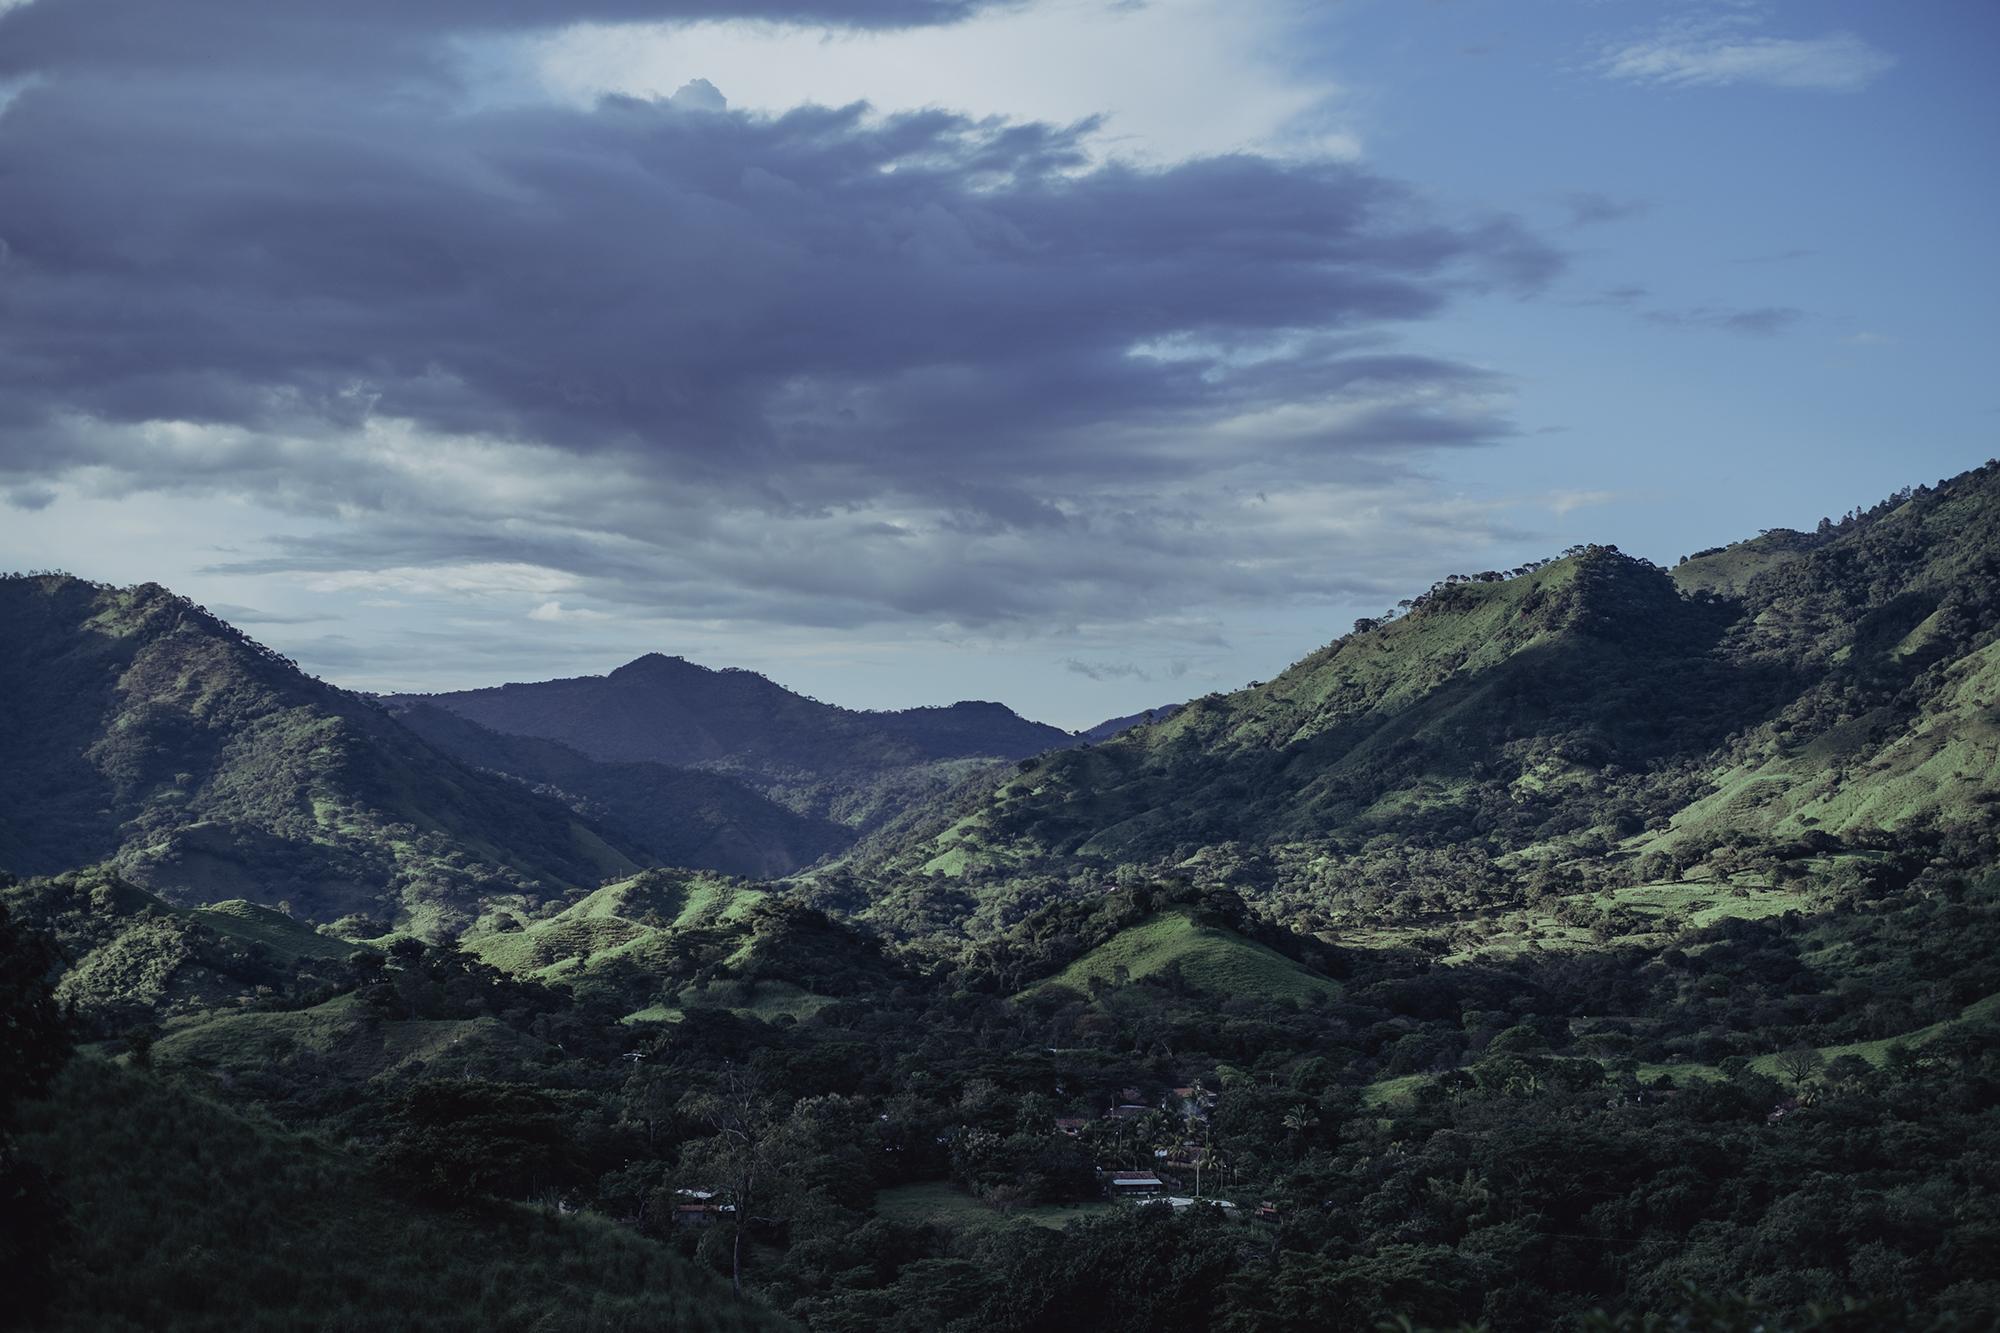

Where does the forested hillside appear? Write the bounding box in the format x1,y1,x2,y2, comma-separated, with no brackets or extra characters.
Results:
0,575,639,933
850,461,2000,940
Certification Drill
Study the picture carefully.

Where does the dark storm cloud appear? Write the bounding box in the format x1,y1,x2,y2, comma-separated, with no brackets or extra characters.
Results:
0,0,1563,630
1,89,1551,477
0,0,1003,77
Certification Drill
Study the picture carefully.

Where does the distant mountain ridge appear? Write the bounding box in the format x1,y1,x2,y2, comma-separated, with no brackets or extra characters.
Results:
388,701,848,880
1077,703,1185,744
392,652,1074,832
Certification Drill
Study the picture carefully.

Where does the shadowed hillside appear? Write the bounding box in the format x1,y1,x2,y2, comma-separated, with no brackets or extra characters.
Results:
395,653,1072,833
389,703,850,880
0,576,640,932
17,1057,792,1332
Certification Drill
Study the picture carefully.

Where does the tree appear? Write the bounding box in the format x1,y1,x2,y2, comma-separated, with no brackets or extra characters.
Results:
1774,1044,1825,1091
678,1067,835,1298
0,901,70,1112
0,900,73,1320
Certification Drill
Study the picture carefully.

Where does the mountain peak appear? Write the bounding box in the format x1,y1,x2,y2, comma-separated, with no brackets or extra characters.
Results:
609,652,702,677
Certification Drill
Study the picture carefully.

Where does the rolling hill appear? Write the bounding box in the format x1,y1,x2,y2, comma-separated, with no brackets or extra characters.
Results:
1,866,363,1033
1027,906,1341,1005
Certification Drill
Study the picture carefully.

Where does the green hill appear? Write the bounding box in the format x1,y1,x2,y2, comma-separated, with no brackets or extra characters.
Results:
150,990,556,1089
464,868,766,980
460,870,904,1027
0,575,641,932
1030,907,1341,1004
16,1057,790,1332
859,462,2000,937
2,867,364,1034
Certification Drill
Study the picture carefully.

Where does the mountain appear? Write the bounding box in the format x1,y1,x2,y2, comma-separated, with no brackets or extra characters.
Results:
856,461,2000,935
388,702,849,880
1075,702,1184,745
0,575,640,931
9,466,2000,1332
394,652,1073,832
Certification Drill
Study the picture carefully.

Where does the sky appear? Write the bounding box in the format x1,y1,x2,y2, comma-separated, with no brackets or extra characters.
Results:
0,0,1994,729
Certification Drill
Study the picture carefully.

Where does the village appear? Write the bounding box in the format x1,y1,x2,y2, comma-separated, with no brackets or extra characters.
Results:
670,1080,1281,1233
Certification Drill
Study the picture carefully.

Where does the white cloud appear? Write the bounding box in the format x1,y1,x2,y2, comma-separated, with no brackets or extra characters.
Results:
530,0,1354,163
1598,29,1894,93
528,599,612,622
1548,488,1619,517
306,562,580,599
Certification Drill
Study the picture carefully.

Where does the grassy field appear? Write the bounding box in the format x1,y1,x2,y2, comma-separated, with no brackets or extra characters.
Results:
872,1181,1114,1232
1031,908,1341,1004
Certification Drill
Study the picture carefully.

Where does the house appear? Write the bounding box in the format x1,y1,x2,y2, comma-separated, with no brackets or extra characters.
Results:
1106,1171,1164,1200
1054,1116,1089,1137
1105,1104,1150,1121
1256,1201,1280,1222
671,1187,736,1228
1119,1087,1144,1105
1168,1085,1218,1115
1141,1196,1239,1213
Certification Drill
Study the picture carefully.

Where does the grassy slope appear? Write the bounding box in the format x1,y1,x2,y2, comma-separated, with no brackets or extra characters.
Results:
150,992,553,1087
3,871,371,1032
1641,634,2000,854
17,1057,790,1333
185,899,362,961
458,871,848,1027
1322,876,1818,965
465,870,764,979
1030,908,1341,1004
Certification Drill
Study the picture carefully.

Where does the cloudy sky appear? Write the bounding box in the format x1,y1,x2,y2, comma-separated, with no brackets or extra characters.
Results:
1,0,1993,727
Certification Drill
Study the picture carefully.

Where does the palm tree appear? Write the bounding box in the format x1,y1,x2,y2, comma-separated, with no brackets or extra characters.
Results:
1281,1106,1319,1160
